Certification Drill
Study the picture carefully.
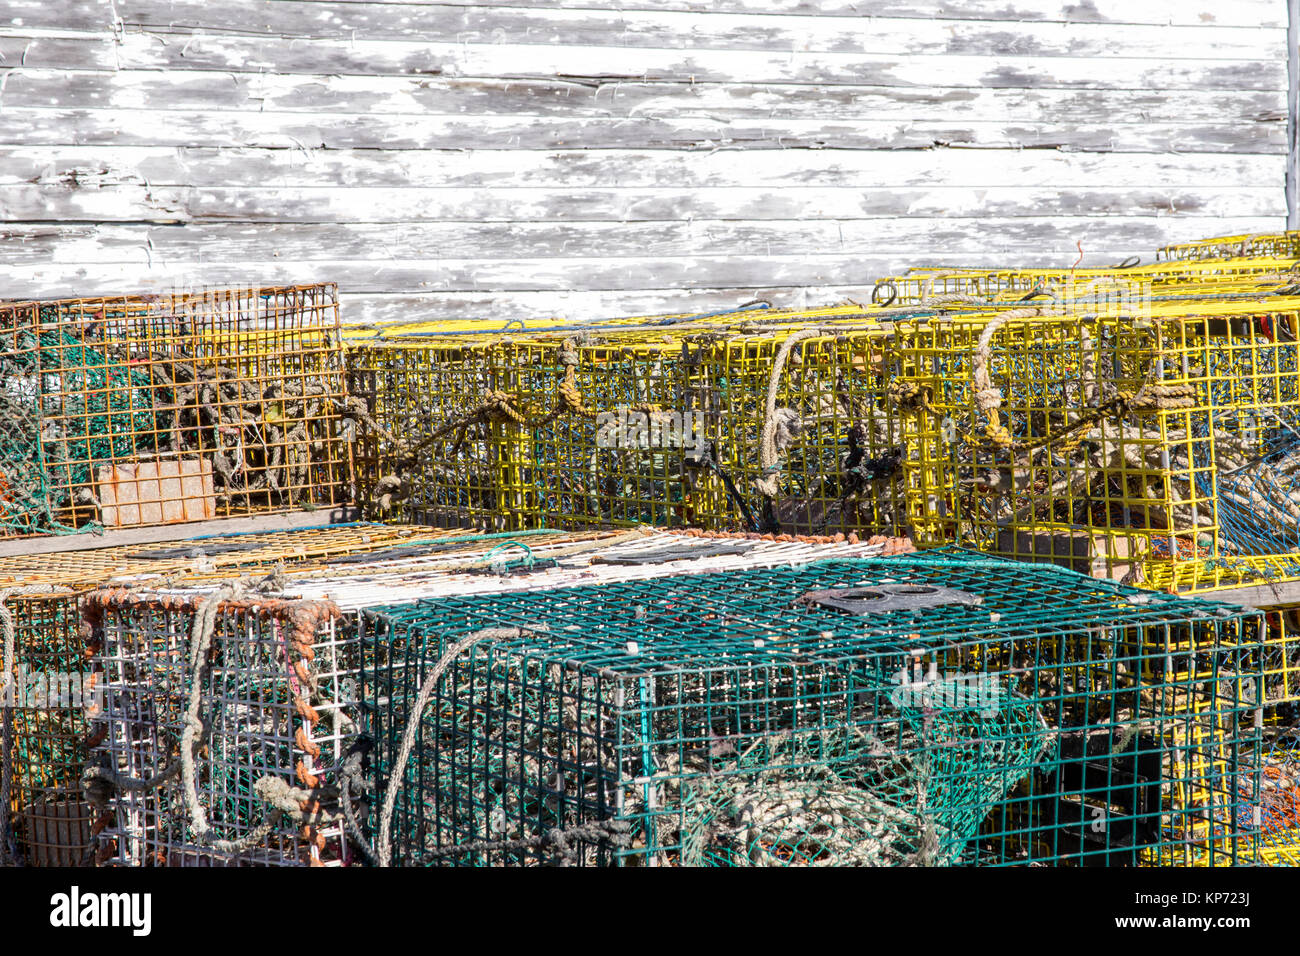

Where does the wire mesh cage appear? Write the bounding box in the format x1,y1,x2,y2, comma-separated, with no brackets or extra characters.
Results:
1158,233,1300,262
1248,727,1300,865
67,528,901,868
893,302,1300,599
873,259,1300,309
84,587,358,867
0,285,352,537
2,521,584,869
2,588,97,867
359,556,1265,867
347,322,911,539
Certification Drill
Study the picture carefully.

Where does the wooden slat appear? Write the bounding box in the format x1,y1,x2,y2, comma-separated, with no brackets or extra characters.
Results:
0,216,1277,265
0,145,1282,189
0,71,1284,126
59,4,1282,61
0,106,1283,152
2,0,1285,32
0,183,1282,223
89,33,1287,88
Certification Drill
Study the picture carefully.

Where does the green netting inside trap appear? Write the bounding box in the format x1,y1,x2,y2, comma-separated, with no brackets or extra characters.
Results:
0,309,57,534
31,320,163,493
361,555,1265,867
678,703,1048,867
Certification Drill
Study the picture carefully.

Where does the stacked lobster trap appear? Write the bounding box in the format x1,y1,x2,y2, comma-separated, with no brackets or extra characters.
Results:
74,530,901,867
347,307,924,538
889,298,1300,602
0,285,353,537
0,520,540,867
358,555,1267,868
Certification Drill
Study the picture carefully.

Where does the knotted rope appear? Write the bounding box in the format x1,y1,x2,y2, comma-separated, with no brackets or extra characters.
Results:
755,329,822,498
969,315,1195,454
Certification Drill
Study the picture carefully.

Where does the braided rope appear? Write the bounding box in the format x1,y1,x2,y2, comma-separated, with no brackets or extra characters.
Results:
0,590,14,865
755,329,823,498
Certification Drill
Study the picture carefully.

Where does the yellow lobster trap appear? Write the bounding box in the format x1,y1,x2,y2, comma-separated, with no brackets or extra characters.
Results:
0,285,354,538
1158,232,1300,263
347,310,922,537
873,257,1300,309
891,299,1300,601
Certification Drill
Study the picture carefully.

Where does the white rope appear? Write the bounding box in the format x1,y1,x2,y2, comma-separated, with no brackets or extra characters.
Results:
755,329,822,498
376,627,527,867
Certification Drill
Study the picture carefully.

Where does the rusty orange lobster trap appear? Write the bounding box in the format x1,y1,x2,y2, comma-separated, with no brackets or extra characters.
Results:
0,285,354,538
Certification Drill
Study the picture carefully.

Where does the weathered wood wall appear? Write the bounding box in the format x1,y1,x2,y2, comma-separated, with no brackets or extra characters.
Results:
0,0,1289,324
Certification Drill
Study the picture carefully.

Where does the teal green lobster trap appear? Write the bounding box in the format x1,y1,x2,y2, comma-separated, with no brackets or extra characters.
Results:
360,556,1266,867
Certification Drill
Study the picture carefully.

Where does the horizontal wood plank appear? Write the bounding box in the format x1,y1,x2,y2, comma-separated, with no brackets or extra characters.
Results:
0,71,1285,126
76,5,1287,62
34,33,1270,88
0,182,1282,223
0,145,1283,189
2,0,1285,32
0,106,1283,152
0,216,1277,265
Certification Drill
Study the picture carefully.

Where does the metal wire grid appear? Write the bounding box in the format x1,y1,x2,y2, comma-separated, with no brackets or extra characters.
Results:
360,557,1265,867
0,302,58,535
893,305,1300,598
4,590,95,866
349,325,911,538
348,340,516,529
1,285,351,536
88,593,358,867
1158,233,1300,262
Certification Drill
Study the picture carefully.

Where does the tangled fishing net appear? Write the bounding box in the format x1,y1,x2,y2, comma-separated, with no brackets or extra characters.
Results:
678,689,1051,867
